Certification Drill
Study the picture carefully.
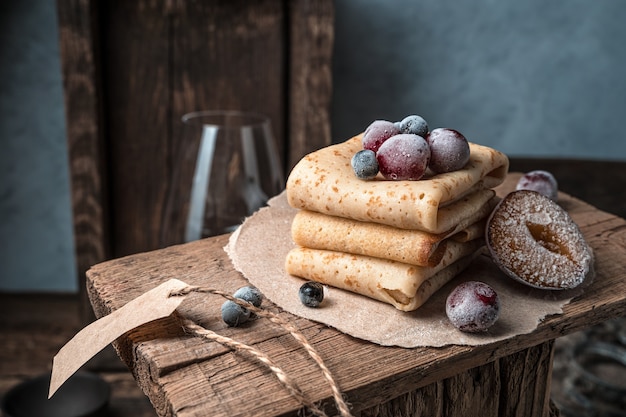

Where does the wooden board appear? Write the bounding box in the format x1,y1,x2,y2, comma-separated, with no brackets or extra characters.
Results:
57,0,334,325
85,173,626,416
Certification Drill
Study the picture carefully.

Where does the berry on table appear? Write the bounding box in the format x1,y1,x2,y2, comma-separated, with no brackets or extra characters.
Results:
376,134,430,180
233,286,263,307
298,281,325,307
221,300,251,327
351,149,379,180
445,281,500,333
426,128,471,174
516,170,558,201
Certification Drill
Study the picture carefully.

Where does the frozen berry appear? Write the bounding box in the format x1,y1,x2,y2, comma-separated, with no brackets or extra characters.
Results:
362,120,400,153
398,114,429,138
221,300,251,327
516,170,558,201
446,281,500,333
426,128,471,174
376,134,430,180
351,149,379,180
298,281,325,307
233,286,263,307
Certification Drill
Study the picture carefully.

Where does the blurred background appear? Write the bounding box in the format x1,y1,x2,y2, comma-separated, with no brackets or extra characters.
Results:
2,0,626,293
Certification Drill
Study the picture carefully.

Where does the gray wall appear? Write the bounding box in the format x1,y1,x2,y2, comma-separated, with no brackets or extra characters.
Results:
2,0,626,292
332,0,626,159
0,1,76,292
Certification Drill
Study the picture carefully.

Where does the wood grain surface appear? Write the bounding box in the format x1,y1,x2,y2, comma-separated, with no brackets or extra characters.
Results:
86,173,626,417
57,0,334,325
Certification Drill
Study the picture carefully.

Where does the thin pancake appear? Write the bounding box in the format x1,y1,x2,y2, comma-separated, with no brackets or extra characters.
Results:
286,135,508,233
285,240,484,311
292,193,496,267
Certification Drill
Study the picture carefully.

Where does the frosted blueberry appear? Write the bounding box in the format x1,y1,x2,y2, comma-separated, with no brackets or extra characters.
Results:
298,281,325,308
399,115,429,138
351,149,379,180
221,300,251,327
233,286,263,307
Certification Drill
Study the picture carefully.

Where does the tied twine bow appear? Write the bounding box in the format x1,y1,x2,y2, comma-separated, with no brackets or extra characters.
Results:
169,286,353,417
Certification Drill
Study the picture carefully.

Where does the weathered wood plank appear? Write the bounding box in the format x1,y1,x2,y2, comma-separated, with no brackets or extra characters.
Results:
287,0,334,169
159,0,287,247
102,0,172,256
169,0,285,142
56,0,110,322
359,381,444,417
442,358,501,417
498,340,554,417
59,0,328,256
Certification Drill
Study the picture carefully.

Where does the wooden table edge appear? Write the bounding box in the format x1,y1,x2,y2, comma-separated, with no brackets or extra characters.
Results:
86,185,626,416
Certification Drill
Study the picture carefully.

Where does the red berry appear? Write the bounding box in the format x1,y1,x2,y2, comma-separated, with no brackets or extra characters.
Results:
516,170,558,201
362,120,400,153
376,134,430,180
446,281,500,332
426,128,470,174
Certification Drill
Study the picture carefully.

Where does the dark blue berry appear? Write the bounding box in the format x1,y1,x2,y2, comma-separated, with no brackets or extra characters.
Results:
351,149,379,180
233,286,263,307
221,300,250,327
399,115,429,138
298,281,325,307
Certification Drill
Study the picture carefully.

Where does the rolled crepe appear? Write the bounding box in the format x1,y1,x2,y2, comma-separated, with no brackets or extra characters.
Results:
452,219,488,243
291,193,497,267
286,135,508,233
285,240,484,311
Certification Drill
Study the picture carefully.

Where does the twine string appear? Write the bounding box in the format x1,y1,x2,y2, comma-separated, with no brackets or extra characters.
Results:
170,285,353,417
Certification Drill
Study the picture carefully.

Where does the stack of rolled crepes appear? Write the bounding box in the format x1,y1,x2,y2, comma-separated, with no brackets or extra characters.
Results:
285,135,509,311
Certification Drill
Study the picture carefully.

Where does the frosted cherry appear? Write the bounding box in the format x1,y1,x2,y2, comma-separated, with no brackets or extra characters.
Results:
446,281,500,332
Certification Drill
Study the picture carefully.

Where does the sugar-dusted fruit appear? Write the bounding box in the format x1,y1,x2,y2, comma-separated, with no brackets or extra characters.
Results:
398,114,429,138
362,120,400,153
486,190,593,290
446,281,500,332
516,170,558,201
376,134,430,180
426,128,471,174
351,149,379,180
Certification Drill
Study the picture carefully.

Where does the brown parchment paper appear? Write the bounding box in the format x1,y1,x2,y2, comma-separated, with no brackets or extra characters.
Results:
226,190,589,348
